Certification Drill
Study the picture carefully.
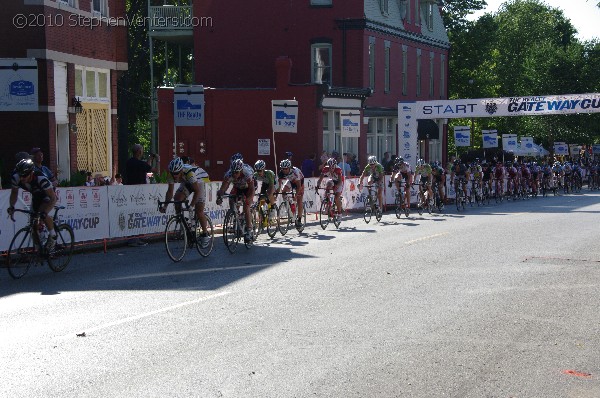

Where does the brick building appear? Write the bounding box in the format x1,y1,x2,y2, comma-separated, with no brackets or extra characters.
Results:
0,0,127,185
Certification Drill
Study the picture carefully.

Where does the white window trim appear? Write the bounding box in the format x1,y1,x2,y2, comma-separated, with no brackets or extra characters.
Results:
402,45,408,96
380,0,389,16
91,0,109,18
416,49,422,97
384,41,391,93
429,52,434,97
369,37,376,91
311,43,332,84
75,65,110,103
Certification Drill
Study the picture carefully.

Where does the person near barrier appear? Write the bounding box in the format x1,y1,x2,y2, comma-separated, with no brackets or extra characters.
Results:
160,157,210,247
357,155,385,210
7,159,58,252
217,158,255,242
278,158,305,228
315,157,344,217
31,147,58,188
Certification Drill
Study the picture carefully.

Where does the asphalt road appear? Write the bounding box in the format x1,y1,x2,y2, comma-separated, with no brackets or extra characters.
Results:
1,191,599,397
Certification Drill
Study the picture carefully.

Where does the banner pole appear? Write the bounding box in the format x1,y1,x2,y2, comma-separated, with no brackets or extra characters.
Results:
273,130,277,175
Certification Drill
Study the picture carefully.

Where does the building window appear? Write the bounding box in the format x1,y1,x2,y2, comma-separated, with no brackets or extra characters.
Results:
429,52,434,97
367,118,397,161
440,54,446,98
426,2,434,30
76,66,110,100
75,68,83,97
380,0,389,15
384,43,390,93
406,0,411,23
416,49,422,96
402,45,408,95
92,0,108,17
59,0,76,7
369,38,376,91
311,0,332,5
312,44,332,84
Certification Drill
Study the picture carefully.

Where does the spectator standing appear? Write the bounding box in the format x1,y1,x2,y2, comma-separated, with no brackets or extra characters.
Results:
111,173,124,185
349,153,360,176
381,152,390,170
31,147,58,187
339,153,351,177
301,153,316,177
85,172,95,186
125,144,157,185
384,154,398,174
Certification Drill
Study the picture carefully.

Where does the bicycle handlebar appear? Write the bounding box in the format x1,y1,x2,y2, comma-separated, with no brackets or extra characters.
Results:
157,200,189,211
8,206,65,223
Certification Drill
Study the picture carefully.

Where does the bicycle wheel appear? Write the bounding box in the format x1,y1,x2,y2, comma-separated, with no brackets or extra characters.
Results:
319,199,330,230
7,227,35,279
223,210,240,254
250,208,259,240
296,208,307,233
456,191,462,211
426,196,433,215
47,224,74,272
363,196,373,224
195,215,214,257
278,201,292,235
332,202,341,228
266,203,278,238
375,203,383,221
164,216,187,262
394,195,402,219
417,196,424,216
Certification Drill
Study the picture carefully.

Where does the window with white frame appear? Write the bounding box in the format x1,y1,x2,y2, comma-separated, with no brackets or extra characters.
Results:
75,66,110,101
369,38,376,91
367,117,397,161
92,0,108,17
429,52,434,97
406,0,411,23
59,0,76,7
426,2,434,30
380,0,389,15
384,42,390,93
402,45,408,96
415,0,420,26
416,49,422,96
440,54,446,98
312,44,332,84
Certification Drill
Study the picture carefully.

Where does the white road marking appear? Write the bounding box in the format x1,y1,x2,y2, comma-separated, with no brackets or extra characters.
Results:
107,263,272,281
57,290,231,340
404,232,449,245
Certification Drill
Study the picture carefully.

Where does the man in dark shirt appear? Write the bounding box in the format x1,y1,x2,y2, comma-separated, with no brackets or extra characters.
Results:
301,153,316,178
31,147,58,187
125,144,157,185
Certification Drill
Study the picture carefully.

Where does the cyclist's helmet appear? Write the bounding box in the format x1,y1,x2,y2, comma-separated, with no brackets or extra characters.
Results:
368,155,377,165
230,152,243,163
416,158,424,167
326,157,337,168
284,151,293,159
280,159,292,169
16,158,35,177
231,159,244,172
254,160,266,171
395,157,404,165
168,157,184,174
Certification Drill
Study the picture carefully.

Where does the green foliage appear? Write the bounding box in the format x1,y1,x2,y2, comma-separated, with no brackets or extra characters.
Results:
152,170,170,184
58,171,87,187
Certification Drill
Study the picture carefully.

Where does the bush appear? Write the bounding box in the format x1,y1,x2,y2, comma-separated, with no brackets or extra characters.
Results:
58,170,87,187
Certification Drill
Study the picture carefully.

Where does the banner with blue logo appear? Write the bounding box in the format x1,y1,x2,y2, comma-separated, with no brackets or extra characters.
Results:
554,142,569,155
482,130,498,148
593,144,600,154
454,126,471,147
0,59,38,111
272,100,298,133
340,110,360,138
502,134,518,151
398,102,417,167
174,85,204,126
521,137,534,150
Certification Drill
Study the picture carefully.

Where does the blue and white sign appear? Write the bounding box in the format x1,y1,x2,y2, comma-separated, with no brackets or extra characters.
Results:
340,110,360,138
272,100,298,133
521,137,534,149
398,102,417,167
592,144,600,154
554,142,569,155
482,130,498,148
502,134,518,151
0,59,38,111
570,144,582,156
174,85,204,126
454,126,471,147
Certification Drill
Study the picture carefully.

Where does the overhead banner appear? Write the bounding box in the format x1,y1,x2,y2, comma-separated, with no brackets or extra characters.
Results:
340,110,360,138
272,100,298,133
398,102,418,166
0,58,38,111
554,142,569,155
502,134,518,151
414,93,600,119
454,126,471,147
482,130,498,148
174,85,204,126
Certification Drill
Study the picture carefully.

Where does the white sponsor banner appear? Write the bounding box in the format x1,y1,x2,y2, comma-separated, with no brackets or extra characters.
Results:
570,144,582,156
454,126,471,147
55,187,110,242
398,102,418,167
592,144,600,154
258,139,270,156
502,134,518,151
520,137,534,150
482,130,498,148
340,110,361,138
272,100,298,133
0,58,39,111
415,93,600,119
174,85,204,127
554,142,569,155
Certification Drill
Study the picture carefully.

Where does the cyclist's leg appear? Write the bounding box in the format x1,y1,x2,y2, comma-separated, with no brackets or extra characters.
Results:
37,196,56,234
377,184,384,209
296,181,304,220
334,182,343,214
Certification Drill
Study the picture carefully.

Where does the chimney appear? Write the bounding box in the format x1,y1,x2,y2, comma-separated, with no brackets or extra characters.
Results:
276,56,292,90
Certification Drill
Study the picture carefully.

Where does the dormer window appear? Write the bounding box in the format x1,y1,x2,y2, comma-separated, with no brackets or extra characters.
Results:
380,0,389,16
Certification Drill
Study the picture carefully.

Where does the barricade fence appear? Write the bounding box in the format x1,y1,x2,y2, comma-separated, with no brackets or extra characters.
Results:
0,173,561,251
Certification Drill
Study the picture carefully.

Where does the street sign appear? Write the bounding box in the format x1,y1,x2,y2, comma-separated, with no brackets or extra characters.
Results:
340,110,360,138
174,85,204,126
482,130,498,148
272,100,298,133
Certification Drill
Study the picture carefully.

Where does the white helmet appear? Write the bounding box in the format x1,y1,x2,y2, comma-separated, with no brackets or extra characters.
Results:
168,157,184,173
368,155,377,165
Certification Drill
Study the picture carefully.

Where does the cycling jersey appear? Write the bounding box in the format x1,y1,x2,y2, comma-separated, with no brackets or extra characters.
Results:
507,166,517,178
482,166,493,181
393,162,413,175
415,164,432,177
11,170,52,194
470,165,482,179
319,165,344,184
168,164,208,187
452,164,467,177
362,163,385,180
224,164,254,189
278,166,304,185
254,170,276,187
494,165,505,179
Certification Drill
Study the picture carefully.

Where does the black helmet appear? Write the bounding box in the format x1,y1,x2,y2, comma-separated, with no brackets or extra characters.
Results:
16,158,35,177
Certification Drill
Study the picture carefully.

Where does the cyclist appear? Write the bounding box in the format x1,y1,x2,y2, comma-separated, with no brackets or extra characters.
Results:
7,159,58,252
431,161,446,206
520,162,531,195
414,158,433,210
159,157,210,246
493,161,505,196
315,157,344,217
278,158,305,228
389,157,413,210
481,160,493,197
450,160,470,200
357,155,385,210
254,159,277,218
505,161,518,196
469,159,483,201
530,161,540,195
217,158,255,242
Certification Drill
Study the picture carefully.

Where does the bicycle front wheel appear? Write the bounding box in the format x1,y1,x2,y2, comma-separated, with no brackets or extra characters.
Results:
165,216,187,262
48,224,74,272
278,201,292,235
394,195,402,219
266,204,278,238
195,215,214,258
319,200,330,230
7,227,35,279
332,202,342,228
363,197,373,224
296,208,307,233
223,210,240,254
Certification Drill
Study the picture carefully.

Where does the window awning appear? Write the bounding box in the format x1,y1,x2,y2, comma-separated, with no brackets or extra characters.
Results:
417,119,439,140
